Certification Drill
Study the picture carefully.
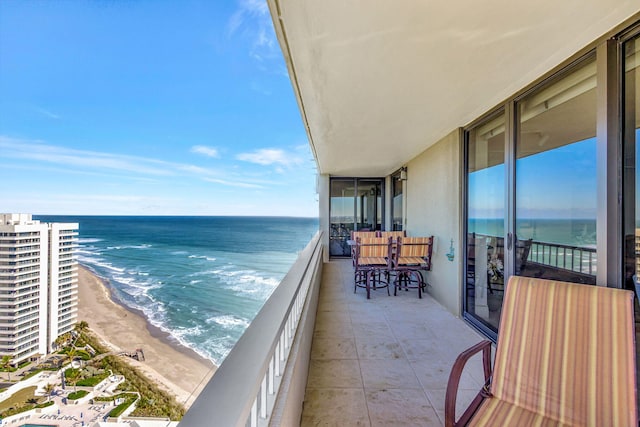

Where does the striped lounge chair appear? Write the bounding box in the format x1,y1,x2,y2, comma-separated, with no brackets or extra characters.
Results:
445,276,637,426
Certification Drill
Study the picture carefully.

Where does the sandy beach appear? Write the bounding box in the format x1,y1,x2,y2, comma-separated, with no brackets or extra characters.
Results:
77,265,216,409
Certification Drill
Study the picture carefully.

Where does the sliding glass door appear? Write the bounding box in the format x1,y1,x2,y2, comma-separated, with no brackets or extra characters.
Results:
329,178,384,257
391,171,404,231
465,112,505,331
516,55,598,285
623,32,640,294
464,54,599,335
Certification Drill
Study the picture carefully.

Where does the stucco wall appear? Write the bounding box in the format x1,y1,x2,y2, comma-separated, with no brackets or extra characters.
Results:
405,129,462,316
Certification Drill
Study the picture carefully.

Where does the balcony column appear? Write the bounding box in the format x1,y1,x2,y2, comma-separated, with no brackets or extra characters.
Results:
596,39,622,287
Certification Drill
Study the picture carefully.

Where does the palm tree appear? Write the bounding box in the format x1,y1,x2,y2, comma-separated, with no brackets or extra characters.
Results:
76,320,89,331
66,347,77,366
43,383,55,402
64,368,80,392
1,355,13,382
54,332,72,350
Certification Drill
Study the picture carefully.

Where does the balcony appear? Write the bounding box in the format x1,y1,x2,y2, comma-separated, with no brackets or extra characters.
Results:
301,259,483,426
180,235,485,426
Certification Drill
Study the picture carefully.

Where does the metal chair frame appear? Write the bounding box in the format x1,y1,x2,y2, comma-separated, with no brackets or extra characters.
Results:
392,236,434,299
353,237,393,299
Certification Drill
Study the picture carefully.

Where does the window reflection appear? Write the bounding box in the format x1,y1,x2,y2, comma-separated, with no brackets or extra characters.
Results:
329,179,355,257
329,178,384,257
466,113,505,330
516,56,597,285
392,172,404,231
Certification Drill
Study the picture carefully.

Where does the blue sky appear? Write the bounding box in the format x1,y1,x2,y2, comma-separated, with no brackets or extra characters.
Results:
469,138,597,220
0,0,318,216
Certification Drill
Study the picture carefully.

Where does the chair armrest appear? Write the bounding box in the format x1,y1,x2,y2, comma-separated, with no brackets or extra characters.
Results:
445,340,493,427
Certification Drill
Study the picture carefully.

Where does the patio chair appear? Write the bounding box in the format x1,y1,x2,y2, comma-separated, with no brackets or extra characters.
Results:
445,276,637,427
392,236,434,298
377,230,406,240
350,231,379,265
354,237,392,299
514,237,532,275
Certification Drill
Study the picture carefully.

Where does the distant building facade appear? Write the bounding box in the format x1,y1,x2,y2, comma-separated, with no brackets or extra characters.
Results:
0,213,78,365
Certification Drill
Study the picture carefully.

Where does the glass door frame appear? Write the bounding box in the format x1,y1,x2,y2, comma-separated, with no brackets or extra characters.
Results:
621,24,640,294
462,34,637,338
390,169,405,231
329,177,385,257
462,108,508,341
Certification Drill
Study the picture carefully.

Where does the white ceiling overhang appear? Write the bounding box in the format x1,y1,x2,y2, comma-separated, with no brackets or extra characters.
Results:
268,0,639,177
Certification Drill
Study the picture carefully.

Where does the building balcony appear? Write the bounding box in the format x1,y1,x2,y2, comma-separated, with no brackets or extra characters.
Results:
179,231,639,426
181,234,486,426
300,259,483,426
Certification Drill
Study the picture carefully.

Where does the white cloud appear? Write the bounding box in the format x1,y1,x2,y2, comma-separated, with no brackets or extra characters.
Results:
191,145,219,158
228,0,280,68
33,106,61,119
0,136,222,179
228,0,269,36
236,148,303,167
0,136,173,176
203,177,264,189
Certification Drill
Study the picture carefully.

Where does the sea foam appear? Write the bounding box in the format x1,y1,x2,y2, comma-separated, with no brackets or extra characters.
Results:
60,215,318,365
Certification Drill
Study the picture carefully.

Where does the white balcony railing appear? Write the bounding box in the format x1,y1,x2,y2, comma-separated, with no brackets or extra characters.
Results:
180,231,323,427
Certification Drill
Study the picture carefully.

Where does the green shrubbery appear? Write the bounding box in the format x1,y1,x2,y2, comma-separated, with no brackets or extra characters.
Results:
0,322,184,421
76,329,108,355
77,372,109,387
36,401,54,409
100,356,184,419
58,325,185,419
76,350,92,360
107,393,138,418
0,386,47,418
67,390,89,400
94,392,130,402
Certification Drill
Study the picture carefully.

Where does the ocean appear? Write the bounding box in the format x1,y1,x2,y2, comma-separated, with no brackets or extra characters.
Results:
35,215,318,365
469,218,597,248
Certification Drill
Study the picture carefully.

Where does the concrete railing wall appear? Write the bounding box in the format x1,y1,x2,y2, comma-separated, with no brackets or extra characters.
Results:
179,232,323,427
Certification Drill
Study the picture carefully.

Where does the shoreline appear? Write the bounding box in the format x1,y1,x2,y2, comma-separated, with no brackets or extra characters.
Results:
77,264,216,409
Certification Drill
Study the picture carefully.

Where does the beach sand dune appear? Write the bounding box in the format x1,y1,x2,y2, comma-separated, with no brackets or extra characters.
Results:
77,265,216,408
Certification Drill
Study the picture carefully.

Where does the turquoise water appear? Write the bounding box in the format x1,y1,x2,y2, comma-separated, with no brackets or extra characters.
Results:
469,218,597,248
36,216,318,365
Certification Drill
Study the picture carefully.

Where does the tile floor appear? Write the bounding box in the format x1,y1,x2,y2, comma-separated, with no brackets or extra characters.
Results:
301,259,488,426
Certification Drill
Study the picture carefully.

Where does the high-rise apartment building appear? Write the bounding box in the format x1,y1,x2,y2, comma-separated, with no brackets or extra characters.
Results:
0,213,78,365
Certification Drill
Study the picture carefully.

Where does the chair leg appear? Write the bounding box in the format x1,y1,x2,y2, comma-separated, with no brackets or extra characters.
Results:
386,272,390,296
393,273,399,296
393,270,426,298
393,272,404,296
365,271,372,299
